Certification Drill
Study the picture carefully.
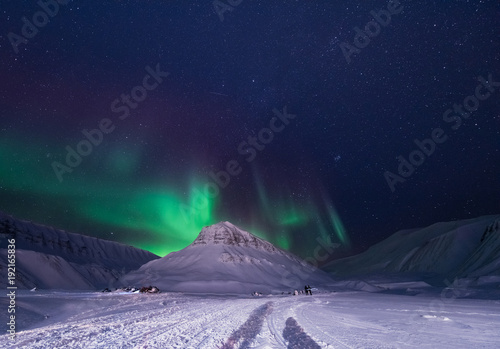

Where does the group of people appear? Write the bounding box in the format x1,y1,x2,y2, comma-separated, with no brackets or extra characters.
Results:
290,285,313,296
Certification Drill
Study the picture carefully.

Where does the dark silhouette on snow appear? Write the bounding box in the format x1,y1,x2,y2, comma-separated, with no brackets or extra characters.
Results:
283,317,321,349
221,302,273,349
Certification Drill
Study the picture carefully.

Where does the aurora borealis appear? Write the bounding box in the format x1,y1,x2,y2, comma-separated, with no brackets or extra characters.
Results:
1,1,499,259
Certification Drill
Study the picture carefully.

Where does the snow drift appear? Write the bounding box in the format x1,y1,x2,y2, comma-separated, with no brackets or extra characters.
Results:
119,221,333,293
0,211,159,289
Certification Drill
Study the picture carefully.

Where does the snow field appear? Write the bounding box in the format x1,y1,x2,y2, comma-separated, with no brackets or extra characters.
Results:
2,290,500,348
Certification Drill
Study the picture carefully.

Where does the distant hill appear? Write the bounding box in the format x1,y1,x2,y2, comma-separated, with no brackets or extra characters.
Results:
0,211,159,289
119,221,333,293
323,215,500,284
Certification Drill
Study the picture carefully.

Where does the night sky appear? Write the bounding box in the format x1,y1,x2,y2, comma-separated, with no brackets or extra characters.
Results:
0,1,499,259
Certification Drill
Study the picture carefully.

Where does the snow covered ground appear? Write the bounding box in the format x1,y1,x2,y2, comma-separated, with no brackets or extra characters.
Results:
2,289,500,348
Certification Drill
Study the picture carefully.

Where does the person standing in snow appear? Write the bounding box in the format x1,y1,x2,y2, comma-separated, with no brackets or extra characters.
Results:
304,285,308,295
307,285,312,295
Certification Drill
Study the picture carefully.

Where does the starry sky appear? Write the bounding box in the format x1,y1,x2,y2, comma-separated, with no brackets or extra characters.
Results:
0,1,499,259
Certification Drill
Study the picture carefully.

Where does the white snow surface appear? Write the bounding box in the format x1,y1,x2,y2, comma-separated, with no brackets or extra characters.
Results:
2,288,500,348
119,222,333,294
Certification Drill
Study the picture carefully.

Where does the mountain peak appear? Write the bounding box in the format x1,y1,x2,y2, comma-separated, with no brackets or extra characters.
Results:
191,221,278,252
121,221,332,293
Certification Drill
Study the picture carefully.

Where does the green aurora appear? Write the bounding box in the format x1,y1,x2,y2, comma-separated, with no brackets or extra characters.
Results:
0,135,350,257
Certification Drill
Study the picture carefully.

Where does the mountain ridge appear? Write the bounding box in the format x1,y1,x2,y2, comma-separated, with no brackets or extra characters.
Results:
323,215,500,283
0,211,159,289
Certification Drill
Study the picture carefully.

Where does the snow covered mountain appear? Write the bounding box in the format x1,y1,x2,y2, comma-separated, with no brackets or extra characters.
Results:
324,215,500,282
0,211,159,289
119,221,333,293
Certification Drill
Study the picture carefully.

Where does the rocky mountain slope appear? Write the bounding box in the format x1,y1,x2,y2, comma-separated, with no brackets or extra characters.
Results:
324,215,500,284
0,211,159,289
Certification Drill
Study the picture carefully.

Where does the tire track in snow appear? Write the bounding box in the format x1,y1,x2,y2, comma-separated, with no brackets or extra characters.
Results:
167,298,265,348
13,296,238,348
221,301,274,349
282,317,321,349
261,297,333,348
121,297,263,348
